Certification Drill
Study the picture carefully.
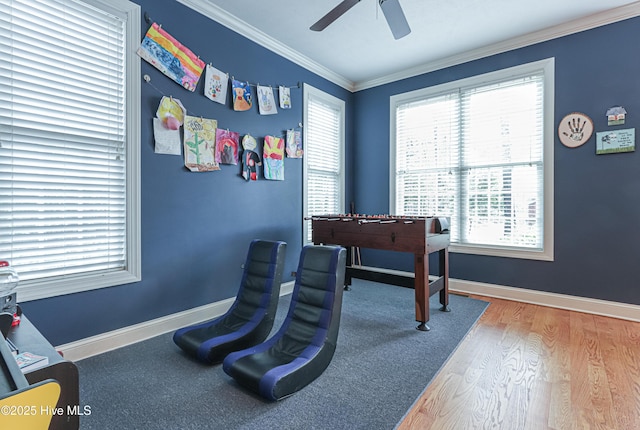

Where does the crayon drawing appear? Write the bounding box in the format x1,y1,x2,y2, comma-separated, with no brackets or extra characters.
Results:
286,129,303,158
204,64,228,104
242,135,261,181
183,116,219,172
232,80,253,111
263,135,284,180
257,85,277,115
215,129,240,165
138,23,205,92
279,86,291,109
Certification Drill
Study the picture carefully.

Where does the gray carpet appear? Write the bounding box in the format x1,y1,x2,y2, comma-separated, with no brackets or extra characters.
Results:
76,280,488,429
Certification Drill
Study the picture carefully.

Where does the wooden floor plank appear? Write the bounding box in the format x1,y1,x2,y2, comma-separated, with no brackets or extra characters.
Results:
397,296,640,430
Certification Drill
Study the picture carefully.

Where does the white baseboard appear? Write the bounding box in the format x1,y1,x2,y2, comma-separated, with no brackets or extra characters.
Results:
450,278,640,323
57,277,639,362
57,281,295,362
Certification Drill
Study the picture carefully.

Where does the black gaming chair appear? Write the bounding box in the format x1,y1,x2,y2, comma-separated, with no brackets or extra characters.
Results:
222,244,346,401
173,240,286,364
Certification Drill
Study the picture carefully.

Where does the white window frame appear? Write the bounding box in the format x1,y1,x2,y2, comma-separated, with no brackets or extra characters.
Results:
302,84,346,244
4,0,141,302
390,58,554,261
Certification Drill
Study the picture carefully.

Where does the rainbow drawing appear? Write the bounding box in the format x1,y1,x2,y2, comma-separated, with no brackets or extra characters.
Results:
138,23,205,92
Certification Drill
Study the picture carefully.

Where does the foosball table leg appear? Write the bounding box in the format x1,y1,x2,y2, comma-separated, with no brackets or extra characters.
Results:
439,248,451,313
416,322,430,331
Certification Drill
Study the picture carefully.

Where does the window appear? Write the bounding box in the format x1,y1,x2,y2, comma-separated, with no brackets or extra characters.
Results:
390,59,554,260
303,84,345,243
0,0,141,301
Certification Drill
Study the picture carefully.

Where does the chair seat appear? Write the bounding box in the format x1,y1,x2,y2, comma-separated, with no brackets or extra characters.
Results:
223,245,346,400
173,240,286,364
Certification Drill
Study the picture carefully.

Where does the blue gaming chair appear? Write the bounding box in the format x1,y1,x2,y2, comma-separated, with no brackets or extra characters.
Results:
173,240,286,364
222,244,346,401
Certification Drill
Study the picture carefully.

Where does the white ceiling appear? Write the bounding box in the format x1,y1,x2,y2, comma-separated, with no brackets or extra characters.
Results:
177,0,640,91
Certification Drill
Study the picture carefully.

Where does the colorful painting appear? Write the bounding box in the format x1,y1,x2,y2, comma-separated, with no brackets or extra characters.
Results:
183,115,219,172
263,135,284,180
232,79,252,111
204,64,228,105
286,129,303,158
215,129,240,165
257,85,277,115
137,23,205,92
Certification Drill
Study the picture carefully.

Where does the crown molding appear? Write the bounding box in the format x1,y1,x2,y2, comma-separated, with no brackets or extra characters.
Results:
355,2,640,90
177,0,639,93
176,0,356,91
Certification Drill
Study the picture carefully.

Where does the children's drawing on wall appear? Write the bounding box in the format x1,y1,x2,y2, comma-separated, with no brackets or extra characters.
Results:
263,135,284,180
232,79,252,111
279,86,291,109
183,116,219,172
137,23,205,92
204,64,228,105
241,134,261,181
286,129,303,158
153,96,186,155
215,129,239,165
257,85,278,115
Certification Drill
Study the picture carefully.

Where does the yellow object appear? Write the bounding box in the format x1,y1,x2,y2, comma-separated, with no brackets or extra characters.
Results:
156,96,186,125
0,380,61,429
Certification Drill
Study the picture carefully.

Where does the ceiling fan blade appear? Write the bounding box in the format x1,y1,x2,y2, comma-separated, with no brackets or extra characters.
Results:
310,0,362,31
379,0,411,39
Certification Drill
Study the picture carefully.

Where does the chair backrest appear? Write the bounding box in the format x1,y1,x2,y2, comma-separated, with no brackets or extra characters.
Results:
221,240,286,334
272,244,346,356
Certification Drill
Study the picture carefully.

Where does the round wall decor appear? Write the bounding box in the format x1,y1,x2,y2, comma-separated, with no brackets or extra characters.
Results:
558,112,594,148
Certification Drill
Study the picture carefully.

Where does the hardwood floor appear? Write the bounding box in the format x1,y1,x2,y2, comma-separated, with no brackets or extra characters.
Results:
397,295,640,430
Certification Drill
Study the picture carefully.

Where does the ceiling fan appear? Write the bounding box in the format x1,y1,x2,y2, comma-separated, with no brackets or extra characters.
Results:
310,0,411,40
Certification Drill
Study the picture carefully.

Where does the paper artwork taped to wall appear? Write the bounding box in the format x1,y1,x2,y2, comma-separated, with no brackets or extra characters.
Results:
137,23,205,92
263,135,285,180
279,86,291,109
153,96,186,155
232,79,252,111
215,129,240,165
242,134,261,181
286,129,303,158
183,115,219,172
156,96,186,129
257,85,278,115
204,64,228,105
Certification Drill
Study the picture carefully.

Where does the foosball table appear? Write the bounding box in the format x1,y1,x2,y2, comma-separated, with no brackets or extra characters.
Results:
311,214,451,331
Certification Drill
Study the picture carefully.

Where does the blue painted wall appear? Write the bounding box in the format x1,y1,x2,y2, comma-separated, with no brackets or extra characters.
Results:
20,0,354,346
18,3,640,346
353,17,640,306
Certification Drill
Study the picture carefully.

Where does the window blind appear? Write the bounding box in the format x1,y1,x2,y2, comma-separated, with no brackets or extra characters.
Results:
460,76,544,248
394,72,545,250
0,0,128,281
395,93,461,240
304,93,343,242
